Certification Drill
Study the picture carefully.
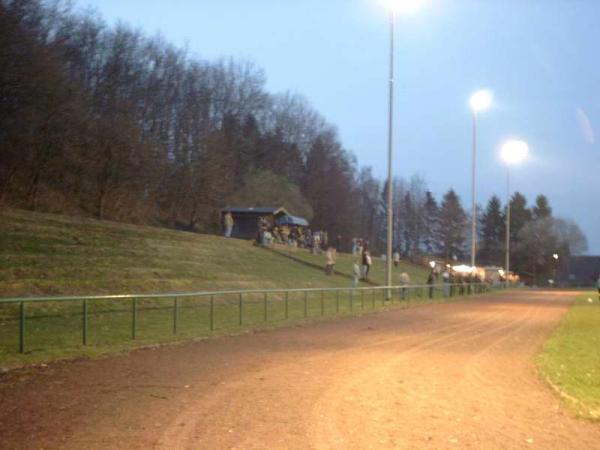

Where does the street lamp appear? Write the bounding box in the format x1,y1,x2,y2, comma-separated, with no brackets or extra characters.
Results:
469,90,493,269
380,0,424,13
552,253,559,287
501,139,529,288
380,0,423,299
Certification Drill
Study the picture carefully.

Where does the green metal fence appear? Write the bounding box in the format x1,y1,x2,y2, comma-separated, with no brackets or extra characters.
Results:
0,283,497,355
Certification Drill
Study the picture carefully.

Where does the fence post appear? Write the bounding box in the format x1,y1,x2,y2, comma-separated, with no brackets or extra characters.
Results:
210,295,215,331
132,298,137,340
173,298,178,334
304,291,308,318
82,299,88,346
239,293,243,326
264,292,268,322
19,301,25,354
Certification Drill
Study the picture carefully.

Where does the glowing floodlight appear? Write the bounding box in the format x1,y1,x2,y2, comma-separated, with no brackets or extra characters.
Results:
380,0,424,14
501,139,529,165
469,90,493,113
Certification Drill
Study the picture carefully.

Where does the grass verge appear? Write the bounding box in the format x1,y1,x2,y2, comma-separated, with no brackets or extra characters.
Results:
538,292,600,420
0,285,486,370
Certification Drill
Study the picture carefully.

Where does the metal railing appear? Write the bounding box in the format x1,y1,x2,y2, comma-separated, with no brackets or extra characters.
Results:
0,283,499,355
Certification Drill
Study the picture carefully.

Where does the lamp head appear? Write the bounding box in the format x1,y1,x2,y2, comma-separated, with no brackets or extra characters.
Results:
380,0,424,14
470,90,493,113
501,139,529,165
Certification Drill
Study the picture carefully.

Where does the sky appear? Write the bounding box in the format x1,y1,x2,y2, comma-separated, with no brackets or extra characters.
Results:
73,0,600,254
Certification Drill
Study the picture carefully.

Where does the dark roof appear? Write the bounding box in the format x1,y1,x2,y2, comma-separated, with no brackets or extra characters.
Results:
276,215,309,227
222,206,289,216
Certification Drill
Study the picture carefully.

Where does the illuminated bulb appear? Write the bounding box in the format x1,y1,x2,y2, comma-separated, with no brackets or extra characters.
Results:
470,90,493,113
501,139,529,165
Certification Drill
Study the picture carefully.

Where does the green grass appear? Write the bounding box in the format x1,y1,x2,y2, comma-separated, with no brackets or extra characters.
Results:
0,209,369,297
0,285,465,369
538,292,600,419
0,208,435,369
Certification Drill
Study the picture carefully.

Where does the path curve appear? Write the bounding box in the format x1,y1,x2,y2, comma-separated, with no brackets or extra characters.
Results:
1,290,599,449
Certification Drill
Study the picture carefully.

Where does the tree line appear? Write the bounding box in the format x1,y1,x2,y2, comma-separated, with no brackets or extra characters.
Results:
0,0,587,283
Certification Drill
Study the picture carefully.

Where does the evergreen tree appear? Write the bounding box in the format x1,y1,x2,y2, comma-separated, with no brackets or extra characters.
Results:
437,189,467,261
478,195,504,265
507,192,532,275
422,191,439,254
532,194,552,220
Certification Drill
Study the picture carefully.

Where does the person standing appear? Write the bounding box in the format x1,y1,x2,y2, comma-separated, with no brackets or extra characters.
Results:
442,270,450,297
352,261,361,288
362,246,372,281
399,272,411,300
325,246,335,276
393,250,400,267
427,271,435,299
223,211,234,238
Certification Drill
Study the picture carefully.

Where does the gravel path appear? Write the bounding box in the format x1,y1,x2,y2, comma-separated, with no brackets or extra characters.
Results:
1,290,599,449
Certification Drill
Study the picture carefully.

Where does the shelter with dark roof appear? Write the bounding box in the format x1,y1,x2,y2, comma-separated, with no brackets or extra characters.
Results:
221,206,295,239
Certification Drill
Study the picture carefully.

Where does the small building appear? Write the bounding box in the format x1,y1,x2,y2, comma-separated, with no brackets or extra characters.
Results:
557,255,600,287
221,206,294,239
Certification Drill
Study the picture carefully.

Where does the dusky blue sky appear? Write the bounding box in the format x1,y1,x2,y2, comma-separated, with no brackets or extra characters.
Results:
73,0,599,253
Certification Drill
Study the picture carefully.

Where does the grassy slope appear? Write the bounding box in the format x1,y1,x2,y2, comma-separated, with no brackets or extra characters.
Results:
0,209,364,297
538,292,600,419
0,209,431,369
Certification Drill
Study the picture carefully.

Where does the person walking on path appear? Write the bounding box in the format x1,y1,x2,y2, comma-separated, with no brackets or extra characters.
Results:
223,211,234,238
352,261,361,288
362,246,372,281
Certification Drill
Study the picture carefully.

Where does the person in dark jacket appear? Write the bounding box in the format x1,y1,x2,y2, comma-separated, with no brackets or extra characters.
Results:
362,245,372,281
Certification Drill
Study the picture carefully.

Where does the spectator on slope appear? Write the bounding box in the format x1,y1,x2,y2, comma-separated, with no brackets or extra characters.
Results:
352,260,361,288
223,211,234,238
399,271,411,300
393,250,400,267
362,246,372,281
325,246,335,276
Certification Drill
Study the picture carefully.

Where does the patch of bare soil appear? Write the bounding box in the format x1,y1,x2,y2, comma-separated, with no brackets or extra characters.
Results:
1,291,599,449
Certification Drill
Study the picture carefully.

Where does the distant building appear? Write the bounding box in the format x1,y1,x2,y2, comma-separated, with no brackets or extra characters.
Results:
556,255,600,287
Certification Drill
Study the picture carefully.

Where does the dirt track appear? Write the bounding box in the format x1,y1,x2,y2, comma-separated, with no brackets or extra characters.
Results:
1,290,599,449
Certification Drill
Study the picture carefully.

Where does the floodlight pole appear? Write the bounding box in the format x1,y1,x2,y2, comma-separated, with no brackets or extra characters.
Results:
385,10,395,299
470,111,478,268
505,168,511,288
